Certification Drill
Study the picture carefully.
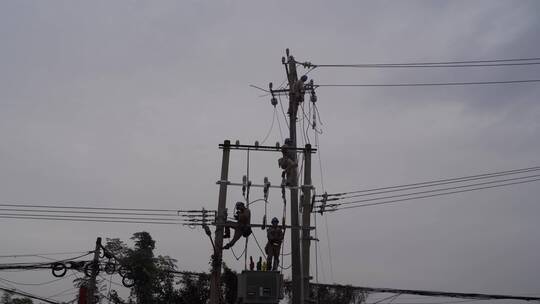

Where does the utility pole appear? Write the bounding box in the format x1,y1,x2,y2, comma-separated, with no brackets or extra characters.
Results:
285,48,304,304
301,144,312,301
210,140,231,304
87,237,101,304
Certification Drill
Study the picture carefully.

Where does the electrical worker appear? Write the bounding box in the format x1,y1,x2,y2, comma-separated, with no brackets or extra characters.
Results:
278,138,297,185
223,202,251,250
265,217,285,271
288,75,308,115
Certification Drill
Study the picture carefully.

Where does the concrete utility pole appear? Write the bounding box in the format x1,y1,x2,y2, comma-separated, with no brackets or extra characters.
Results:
301,144,312,301
210,140,231,304
285,49,304,304
87,237,101,304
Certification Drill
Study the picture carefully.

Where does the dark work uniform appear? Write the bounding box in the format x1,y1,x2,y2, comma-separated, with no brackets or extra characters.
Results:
223,208,251,249
265,225,284,271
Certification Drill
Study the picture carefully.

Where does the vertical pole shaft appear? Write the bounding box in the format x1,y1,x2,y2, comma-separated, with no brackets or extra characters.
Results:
302,144,312,301
87,237,101,304
286,50,304,304
245,150,250,271
210,140,231,304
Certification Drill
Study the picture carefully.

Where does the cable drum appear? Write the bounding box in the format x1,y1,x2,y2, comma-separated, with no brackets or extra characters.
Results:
117,265,129,278
66,261,86,271
104,261,116,275
84,261,100,277
122,273,135,288
51,262,67,277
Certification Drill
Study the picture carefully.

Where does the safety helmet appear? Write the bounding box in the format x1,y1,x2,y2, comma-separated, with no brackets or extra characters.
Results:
271,217,279,224
235,202,245,209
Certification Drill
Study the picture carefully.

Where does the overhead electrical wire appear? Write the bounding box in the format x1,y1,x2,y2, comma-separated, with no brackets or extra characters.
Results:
325,174,540,204
0,216,190,225
309,283,540,301
278,95,290,130
0,204,212,225
0,286,60,304
0,208,185,217
326,178,540,212
0,252,93,271
315,79,540,87
0,213,188,222
275,104,285,141
0,251,90,259
297,57,540,68
45,286,78,300
0,203,181,213
371,293,402,304
366,300,489,304
0,273,76,286
260,107,277,145
304,62,540,68
320,166,540,197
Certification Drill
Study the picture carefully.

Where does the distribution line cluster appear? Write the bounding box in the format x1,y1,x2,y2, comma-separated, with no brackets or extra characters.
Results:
0,205,214,226
296,56,540,68
291,56,540,87
314,166,540,213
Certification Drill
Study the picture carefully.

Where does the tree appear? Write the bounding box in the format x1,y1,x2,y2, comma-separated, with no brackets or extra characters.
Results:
154,255,179,303
221,264,237,304
307,284,367,304
104,232,180,304
107,290,126,304
127,232,157,303
100,231,241,304
177,273,209,304
0,293,33,304
1,292,11,304
11,298,33,304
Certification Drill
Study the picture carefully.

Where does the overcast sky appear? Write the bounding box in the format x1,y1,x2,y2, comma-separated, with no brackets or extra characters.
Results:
1,1,539,303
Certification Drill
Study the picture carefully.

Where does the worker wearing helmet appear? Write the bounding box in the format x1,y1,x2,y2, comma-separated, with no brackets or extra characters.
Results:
278,138,297,186
265,217,285,271
223,202,251,250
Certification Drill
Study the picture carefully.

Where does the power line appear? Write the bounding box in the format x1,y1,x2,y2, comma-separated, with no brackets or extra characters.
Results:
320,166,540,197
304,62,540,68
0,216,188,225
297,57,540,67
0,273,76,286
278,95,290,130
260,107,277,145
309,283,540,301
0,251,90,259
46,286,79,300
315,79,540,87
372,293,401,304
0,203,181,212
330,174,540,206
328,178,540,212
0,252,94,271
0,208,183,217
0,286,60,304
0,213,186,222
326,168,540,201
366,300,489,304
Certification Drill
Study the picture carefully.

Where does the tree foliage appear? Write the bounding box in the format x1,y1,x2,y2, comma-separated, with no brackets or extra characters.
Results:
99,231,243,304
11,298,33,304
309,284,367,304
100,231,365,304
0,293,33,304
283,283,367,304
103,232,179,304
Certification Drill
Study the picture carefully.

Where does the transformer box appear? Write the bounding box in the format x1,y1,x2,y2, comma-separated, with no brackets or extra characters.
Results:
236,270,284,304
